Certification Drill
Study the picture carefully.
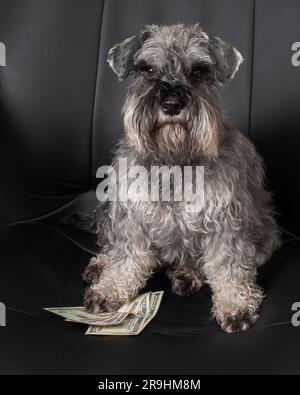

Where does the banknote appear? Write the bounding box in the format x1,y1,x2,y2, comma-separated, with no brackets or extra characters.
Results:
142,291,164,327
85,292,150,336
85,291,164,336
44,293,147,326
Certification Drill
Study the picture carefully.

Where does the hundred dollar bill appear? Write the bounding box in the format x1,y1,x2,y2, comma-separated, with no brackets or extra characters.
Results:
44,292,147,326
85,291,164,336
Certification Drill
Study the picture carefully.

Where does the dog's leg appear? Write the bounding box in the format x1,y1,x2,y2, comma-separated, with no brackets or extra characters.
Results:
166,266,203,296
202,234,264,333
84,246,155,313
82,255,108,286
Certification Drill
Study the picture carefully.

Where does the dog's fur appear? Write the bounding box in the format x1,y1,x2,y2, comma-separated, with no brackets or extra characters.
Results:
83,24,280,333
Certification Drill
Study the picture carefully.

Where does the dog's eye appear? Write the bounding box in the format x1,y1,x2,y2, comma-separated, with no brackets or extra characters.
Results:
135,63,156,78
190,63,212,81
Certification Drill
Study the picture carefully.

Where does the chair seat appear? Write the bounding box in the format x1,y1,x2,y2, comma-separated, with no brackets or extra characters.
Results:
1,222,300,374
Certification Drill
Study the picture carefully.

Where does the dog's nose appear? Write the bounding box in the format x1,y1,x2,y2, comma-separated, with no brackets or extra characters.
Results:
161,95,185,116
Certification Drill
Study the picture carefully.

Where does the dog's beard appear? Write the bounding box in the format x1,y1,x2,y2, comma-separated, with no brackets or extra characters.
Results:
123,90,220,160
154,123,187,154
153,109,189,155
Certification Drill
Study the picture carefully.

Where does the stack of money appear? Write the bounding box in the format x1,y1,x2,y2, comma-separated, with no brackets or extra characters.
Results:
44,291,163,336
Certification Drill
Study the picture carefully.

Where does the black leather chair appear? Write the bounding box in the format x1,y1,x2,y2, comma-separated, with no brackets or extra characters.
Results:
1,0,300,374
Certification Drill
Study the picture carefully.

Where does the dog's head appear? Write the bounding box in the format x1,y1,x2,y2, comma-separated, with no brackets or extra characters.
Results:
108,24,243,159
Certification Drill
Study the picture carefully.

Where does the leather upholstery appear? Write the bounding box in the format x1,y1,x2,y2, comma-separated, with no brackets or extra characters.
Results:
0,0,104,223
1,0,300,374
251,0,300,234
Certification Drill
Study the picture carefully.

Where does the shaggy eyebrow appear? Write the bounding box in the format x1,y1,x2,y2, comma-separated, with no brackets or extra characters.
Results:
133,59,152,68
187,53,213,65
188,60,213,71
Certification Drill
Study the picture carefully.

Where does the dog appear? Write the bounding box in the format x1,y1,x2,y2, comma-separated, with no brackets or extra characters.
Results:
83,24,280,333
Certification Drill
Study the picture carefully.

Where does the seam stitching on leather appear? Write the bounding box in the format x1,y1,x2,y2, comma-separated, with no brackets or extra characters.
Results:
248,0,256,140
89,0,106,188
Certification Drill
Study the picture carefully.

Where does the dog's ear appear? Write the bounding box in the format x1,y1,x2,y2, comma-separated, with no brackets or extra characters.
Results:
107,35,141,81
209,36,243,83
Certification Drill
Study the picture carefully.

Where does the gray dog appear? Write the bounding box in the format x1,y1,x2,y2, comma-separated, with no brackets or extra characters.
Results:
83,24,280,333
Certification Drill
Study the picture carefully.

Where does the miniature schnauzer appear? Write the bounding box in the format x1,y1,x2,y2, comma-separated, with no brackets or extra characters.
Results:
83,24,280,333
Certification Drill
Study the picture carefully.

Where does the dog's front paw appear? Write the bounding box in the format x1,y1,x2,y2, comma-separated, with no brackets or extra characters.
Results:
84,287,123,314
82,255,108,285
167,270,203,296
217,310,259,334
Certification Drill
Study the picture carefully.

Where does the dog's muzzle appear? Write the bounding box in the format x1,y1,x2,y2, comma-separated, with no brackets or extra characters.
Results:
159,82,188,116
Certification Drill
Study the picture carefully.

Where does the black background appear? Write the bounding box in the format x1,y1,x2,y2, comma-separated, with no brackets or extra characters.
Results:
1,0,300,375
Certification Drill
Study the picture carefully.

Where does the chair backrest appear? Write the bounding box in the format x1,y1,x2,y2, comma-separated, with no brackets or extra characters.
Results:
1,0,299,234
250,0,300,234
